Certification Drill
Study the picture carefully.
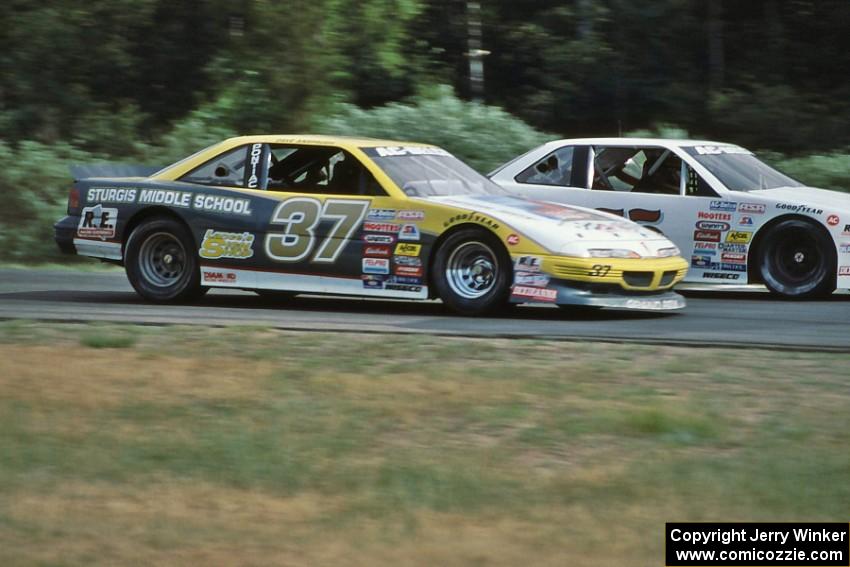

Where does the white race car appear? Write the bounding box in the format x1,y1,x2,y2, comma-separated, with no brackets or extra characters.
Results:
491,138,850,298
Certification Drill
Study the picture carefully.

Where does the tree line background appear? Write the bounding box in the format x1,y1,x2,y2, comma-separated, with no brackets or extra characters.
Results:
1,0,849,261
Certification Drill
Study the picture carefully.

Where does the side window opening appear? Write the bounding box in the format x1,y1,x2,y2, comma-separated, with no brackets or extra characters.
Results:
180,145,250,187
685,165,719,197
515,146,576,186
590,147,686,195
267,146,386,196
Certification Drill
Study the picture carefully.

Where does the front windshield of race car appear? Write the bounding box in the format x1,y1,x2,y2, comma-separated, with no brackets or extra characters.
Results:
362,146,509,197
683,145,804,192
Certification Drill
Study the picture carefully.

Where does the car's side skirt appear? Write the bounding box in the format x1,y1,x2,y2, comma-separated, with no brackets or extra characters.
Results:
73,238,122,261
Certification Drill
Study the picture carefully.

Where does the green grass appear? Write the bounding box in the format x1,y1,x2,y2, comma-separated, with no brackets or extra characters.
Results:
0,321,848,565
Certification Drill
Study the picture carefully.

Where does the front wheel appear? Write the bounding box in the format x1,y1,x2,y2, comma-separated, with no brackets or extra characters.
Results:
125,218,205,302
757,219,836,299
432,228,511,315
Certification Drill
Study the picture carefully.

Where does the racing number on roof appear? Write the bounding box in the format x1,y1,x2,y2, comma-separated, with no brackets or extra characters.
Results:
265,198,369,263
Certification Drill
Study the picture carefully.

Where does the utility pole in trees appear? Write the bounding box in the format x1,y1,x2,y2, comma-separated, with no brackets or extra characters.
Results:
466,1,489,102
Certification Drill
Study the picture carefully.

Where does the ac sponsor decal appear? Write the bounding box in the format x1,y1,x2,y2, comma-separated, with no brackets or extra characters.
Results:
827,214,840,226
721,262,747,272
442,212,500,230
693,242,717,251
775,203,823,215
694,230,721,242
366,208,396,221
199,229,254,259
511,285,557,302
720,243,748,253
738,215,754,226
514,271,550,287
363,222,400,233
721,252,746,263
362,275,386,289
396,210,425,220
710,201,737,212
691,255,717,269
393,255,422,267
738,202,766,214
394,265,424,277
514,255,542,272
364,234,395,244
398,224,420,241
394,243,421,256
363,245,392,257
202,270,237,284
506,234,520,246
695,221,730,231
86,187,137,203
703,272,740,280
726,231,752,244
697,211,732,221
839,266,850,276
362,257,390,275
77,205,117,238
247,143,263,188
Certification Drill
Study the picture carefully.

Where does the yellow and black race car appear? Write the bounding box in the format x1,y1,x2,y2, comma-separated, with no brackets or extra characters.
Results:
55,135,688,315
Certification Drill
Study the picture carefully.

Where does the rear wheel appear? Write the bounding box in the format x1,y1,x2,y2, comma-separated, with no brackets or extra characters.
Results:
125,218,205,302
433,228,511,315
757,219,835,299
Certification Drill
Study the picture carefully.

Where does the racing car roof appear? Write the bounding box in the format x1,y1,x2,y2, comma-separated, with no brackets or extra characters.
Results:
536,137,730,149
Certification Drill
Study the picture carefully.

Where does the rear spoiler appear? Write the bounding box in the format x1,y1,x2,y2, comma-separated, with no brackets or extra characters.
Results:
69,163,164,181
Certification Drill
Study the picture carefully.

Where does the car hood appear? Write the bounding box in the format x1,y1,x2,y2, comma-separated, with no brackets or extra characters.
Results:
422,194,678,257
749,186,850,211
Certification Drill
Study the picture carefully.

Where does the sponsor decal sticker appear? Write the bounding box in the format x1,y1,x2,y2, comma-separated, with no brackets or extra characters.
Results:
695,221,731,231
363,245,392,258
626,298,684,310
692,248,716,257
364,234,395,244
394,265,424,277
363,222,400,233
385,283,423,292
203,270,237,284
247,143,262,188
199,229,254,259
373,146,452,157
738,202,766,214
394,243,421,256
442,212,500,230
839,266,850,276
721,262,747,272
710,201,737,212
192,193,253,215
398,224,420,241
389,275,422,285
726,231,752,244
720,243,748,253
839,244,850,254
514,271,550,287
362,257,390,274
703,272,740,280
506,234,520,246
775,203,823,215
691,255,716,269
827,214,840,226
393,255,422,267
697,211,732,221
694,230,722,243
843,224,850,236
694,242,717,251
738,215,754,226
86,187,136,203
77,205,117,239
362,275,385,289
628,208,663,223
721,252,747,263
694,145,751,155
366,208,396,221
511,285,557,302
514,255,542,272
396,210,425,220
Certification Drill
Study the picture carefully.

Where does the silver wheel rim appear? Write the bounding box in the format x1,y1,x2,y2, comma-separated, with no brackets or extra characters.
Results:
445,241,499,299
138,232,186,287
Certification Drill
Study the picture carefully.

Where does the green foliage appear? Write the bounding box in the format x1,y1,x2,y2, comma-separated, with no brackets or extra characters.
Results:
316,86,550,172
770,152,850,193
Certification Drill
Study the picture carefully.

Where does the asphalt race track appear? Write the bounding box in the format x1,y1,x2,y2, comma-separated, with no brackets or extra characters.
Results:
1,268,849,351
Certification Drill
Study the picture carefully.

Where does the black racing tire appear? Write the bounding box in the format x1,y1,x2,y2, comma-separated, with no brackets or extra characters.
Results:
432,228,512,316
124,217,205,302
757,219,836,299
